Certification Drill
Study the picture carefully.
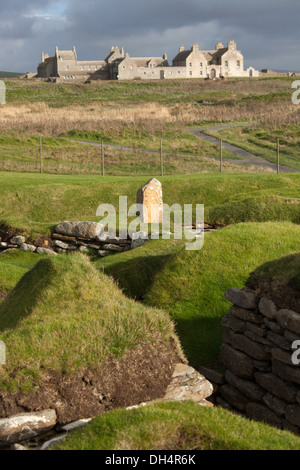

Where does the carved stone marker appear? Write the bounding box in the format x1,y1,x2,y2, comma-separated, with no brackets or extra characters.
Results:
137,178,163,224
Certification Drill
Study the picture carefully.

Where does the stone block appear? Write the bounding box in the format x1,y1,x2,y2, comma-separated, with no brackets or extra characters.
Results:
225,288,256,310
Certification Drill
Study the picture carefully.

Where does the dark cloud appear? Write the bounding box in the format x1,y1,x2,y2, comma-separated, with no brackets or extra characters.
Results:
0,0,299,72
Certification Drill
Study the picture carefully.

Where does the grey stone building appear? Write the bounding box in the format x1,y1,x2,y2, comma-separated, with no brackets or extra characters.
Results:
37,40,259,81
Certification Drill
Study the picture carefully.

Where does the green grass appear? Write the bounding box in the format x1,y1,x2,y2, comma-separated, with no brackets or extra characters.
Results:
205,124,300,171
0,250,43,295
0,172,299,237
97,222,300,368
54,401,300,450
0,254,180,392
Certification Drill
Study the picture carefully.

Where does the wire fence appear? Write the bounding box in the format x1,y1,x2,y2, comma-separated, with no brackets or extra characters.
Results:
0,137,276,176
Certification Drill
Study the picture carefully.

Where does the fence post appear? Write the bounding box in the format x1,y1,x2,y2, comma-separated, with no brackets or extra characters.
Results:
220,139,223,173
160,139,163,177
40,135,43,174
277,138,280,174
101,140,104,176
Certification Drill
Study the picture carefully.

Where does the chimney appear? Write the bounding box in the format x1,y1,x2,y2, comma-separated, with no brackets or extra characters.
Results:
163,53,167,61
179,45,185,52
216,42,225,50
192,43,199,51
41,52,45,63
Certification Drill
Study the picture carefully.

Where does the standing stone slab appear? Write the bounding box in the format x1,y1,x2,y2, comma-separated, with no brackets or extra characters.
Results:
164,363,213,403
0,410,57,444
137,178,163,224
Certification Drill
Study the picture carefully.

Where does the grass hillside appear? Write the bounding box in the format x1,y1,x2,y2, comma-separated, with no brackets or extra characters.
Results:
0,254,181,393
0,172,299,237
97,222,300,367
55,401,300,450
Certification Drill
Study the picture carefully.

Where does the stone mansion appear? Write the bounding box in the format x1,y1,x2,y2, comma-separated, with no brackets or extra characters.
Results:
37,40,259,81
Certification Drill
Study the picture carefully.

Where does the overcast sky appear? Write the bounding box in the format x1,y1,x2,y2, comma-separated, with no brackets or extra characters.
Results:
0,0,299,72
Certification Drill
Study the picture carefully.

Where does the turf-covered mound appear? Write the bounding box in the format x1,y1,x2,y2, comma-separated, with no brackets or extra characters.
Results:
97,222,300,368
0,254,183,423
208,196,300,226
247,252,300,313
54,401,300,450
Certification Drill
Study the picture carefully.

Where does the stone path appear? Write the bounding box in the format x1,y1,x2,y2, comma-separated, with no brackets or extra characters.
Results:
188,123,299,173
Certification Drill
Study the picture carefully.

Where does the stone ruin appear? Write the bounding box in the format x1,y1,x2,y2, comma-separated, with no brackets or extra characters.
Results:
217,286,300,434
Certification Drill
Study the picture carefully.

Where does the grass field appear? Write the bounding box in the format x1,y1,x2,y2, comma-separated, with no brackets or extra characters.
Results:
0,76,298,175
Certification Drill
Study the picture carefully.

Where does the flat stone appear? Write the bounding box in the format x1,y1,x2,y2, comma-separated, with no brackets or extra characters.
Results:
98,250,111,258
245,322,267,338
0,410,57,444
225,370,265,402
223,328,271,361
20,243,36,253
9,236,26,246
220,384,250,411
259,297,277,320
255,372,297,403
60,418,92,432
55,221,104,240
285,330,300,343
246,402,282,428
197,366,225,385
52,233,77,243
53,240,77,251
267,331,292,351
285,405,300,427
163,363,213,403
102,244,124,252
221,343,254,379
253,360,272,373
244,330,271,346
271,348,294,366
272,358,300,386
36,247,57,256
221,314,246,334
40,434,67,450
225,288,256,310
263,393,286,417
264,318,284,335
230,305,263,324
276,309,300,335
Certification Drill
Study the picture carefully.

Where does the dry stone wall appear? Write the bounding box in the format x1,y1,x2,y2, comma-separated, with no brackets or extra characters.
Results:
220,287,300,434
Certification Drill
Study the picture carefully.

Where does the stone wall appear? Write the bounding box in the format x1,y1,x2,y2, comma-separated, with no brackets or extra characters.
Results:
219,287,300,434
0,222,148,258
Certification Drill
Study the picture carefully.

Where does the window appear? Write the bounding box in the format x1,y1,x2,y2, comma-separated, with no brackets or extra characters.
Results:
237,60,240,67
200,71,203,76
88,66,91,71
189,62,192,67
200,62,203,68
66,66,69,71
189,71,192,76
225,61,228,67
81,66,84,71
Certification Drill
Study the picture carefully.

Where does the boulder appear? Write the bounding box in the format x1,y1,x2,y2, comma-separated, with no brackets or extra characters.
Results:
9,236,26,246
259,297,277,320
275,309,300,335
55,222,104,240
20,243,36,253
0,410,57,444
163,363,213,403
36,247,57,256
225,288,256,310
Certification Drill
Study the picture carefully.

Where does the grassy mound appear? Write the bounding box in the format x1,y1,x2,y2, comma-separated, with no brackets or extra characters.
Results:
54,401,300,450
0,254,181,393
0,172,299,237
0,250,43,295
208,196,300,225
247,252,300,313
97,222,300,368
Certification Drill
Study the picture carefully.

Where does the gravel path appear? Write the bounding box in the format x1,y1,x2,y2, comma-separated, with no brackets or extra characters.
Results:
188,124,299,173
